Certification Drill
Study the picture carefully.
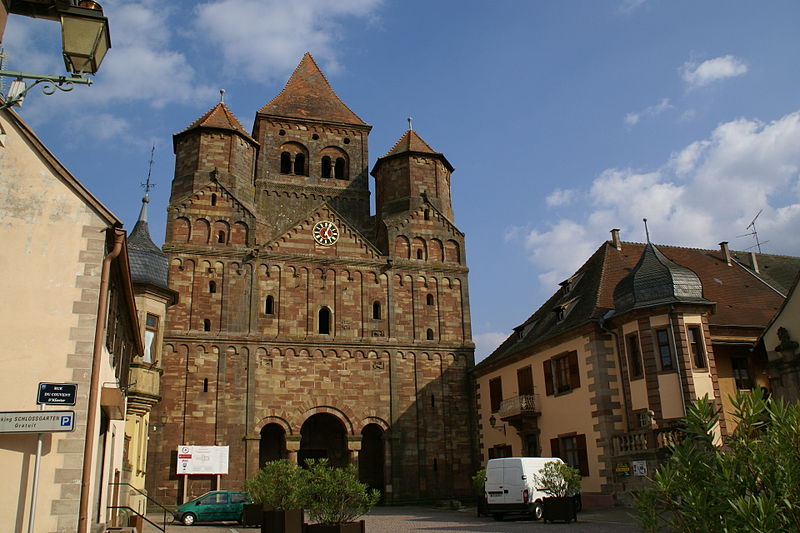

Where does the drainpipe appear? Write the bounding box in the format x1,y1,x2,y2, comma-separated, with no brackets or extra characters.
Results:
667,306,687,417
78,228,124,533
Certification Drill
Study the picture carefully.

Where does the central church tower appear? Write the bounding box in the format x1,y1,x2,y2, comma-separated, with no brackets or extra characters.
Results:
148,53,476,505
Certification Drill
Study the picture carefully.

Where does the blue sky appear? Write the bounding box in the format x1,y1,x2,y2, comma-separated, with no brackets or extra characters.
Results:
6,0,800,361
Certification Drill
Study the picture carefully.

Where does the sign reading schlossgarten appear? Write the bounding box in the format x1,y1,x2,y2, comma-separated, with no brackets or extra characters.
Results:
0,411,75,433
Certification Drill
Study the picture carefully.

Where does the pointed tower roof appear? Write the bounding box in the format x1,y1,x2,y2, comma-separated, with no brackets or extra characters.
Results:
258,53,368,126
612,242,711,313
174,102,257,148
128,196,171,292
371,129,454,175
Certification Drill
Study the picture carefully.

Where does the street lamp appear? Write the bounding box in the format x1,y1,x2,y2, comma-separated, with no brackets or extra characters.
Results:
0,0,111,109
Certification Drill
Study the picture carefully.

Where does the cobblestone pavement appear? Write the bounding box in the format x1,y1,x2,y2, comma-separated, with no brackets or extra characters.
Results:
146,505,642,533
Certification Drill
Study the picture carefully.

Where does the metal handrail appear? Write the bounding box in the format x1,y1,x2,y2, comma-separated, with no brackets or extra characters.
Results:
107,506,167,532
108,482,174,531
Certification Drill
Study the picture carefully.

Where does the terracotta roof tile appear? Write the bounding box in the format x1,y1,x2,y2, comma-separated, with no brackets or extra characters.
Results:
258,53,367,126
475,240,800,372
176,102,255,144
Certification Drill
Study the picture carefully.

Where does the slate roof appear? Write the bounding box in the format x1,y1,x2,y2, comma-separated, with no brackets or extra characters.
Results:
475,240,800,373
613,242,710,312
258,53,368,126
128,198,170,290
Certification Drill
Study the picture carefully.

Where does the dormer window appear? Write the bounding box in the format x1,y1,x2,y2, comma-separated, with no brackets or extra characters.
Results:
553,298,578,323
559,272,583,294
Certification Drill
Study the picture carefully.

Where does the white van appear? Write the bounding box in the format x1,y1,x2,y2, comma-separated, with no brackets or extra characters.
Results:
484,457,579,521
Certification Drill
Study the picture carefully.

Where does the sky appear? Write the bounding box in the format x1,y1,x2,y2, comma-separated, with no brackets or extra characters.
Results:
5,0,800,362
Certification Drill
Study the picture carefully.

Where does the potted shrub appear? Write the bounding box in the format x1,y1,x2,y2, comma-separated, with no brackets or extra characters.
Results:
471,467,488,517
534,460,582,523
243,459,306,532
300,458,380,533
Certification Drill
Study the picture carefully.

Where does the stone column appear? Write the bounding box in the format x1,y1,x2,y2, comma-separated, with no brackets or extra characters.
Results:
347,437,362,470
287,436,301,464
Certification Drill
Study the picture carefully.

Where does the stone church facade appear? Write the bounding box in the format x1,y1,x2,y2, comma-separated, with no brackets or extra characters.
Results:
147,54,476,504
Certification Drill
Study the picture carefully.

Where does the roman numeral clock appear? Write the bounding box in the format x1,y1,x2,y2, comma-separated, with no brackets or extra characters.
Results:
312,220,339,246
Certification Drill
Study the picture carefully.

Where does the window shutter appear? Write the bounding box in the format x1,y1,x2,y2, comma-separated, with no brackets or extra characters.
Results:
544,360,554,396
517,366,534,396
576,434,589,476
568,351,581,390
550,438,561,459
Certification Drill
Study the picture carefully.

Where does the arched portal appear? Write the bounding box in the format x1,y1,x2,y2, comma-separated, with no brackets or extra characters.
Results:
299,413,347,467
259,423,287,468
359,424,385,498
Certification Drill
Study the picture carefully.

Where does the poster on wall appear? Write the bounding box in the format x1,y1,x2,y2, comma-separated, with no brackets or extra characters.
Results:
632,460,648,476
177,445,229,475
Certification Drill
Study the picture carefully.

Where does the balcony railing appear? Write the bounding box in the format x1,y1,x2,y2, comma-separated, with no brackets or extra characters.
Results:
612,427,685,456
498,394,540,417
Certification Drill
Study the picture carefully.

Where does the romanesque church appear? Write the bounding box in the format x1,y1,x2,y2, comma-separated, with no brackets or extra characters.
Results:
147,53,476,503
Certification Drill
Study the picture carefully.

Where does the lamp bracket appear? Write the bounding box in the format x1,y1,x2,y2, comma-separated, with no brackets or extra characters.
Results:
0,70,92,110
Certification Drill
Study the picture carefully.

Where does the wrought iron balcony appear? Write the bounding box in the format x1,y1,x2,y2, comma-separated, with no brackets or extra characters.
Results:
498,394,540,418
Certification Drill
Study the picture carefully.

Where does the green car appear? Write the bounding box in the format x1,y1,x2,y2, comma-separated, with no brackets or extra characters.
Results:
175,490,253,526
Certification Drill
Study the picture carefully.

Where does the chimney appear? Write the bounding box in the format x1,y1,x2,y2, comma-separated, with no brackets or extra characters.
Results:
719,241,732,266
610,229,622,251
749,251,760,274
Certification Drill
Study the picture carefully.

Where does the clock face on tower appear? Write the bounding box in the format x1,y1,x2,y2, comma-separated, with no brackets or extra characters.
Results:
312,220,339,246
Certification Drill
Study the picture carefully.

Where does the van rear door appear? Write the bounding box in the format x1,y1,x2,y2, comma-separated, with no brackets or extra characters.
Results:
485,460,505,505
502,460,526,505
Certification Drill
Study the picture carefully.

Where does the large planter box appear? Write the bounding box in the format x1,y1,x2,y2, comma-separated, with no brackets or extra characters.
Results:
248,508,303,533
304,520,365,533
543,497,577,523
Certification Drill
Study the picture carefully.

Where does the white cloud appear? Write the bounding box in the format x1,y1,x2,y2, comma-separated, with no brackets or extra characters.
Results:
681,55,748,89
193,0,383,82
546,188,575,207
516,111,800,289
474,331,509,363
619,0,647,14
625,98,672,127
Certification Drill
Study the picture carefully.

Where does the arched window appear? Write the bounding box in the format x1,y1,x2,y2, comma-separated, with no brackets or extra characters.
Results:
426,328,434,340
280,152,291,174
372,301,381,320
203,319,211,332
217,231,225,244
209,280,216,293
334,157,346,179
321,156,332,179
294,153,306,175
426,294,434,306
265,295,274,315
417,249,424,260
318,307,331,335
424,209,430,220
211,193,217,206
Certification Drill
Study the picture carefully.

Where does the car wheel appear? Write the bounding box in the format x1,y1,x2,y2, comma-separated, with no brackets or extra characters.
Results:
181,513,197,526
532,501,544,521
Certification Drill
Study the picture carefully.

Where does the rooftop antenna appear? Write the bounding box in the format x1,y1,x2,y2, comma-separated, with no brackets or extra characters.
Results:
643,218,651,243
407,116,413,131
219,89,225,104
141,144,156,200
736,209,767,253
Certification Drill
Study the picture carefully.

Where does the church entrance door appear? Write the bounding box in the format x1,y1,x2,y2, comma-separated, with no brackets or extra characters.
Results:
299,413,348,467
359,424,385,498
259,423,287,467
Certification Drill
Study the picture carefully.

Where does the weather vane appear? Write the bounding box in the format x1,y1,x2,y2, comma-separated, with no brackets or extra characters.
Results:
407,117,413,131
643,218,651,243
141,144,156,199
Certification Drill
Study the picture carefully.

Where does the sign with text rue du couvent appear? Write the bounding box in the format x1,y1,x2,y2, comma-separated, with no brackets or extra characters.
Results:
37,382,77,405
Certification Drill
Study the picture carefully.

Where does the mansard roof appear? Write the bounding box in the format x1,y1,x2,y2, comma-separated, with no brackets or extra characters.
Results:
258,53,368,127
474,240,800,374
174,102,257,147
128,197,171,292
372,129,454,175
